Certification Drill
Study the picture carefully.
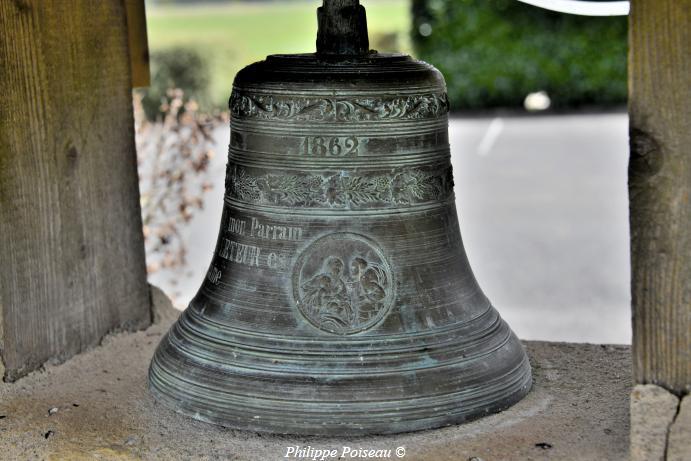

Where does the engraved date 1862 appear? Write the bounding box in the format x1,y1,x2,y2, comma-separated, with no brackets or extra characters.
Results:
301,136,359,157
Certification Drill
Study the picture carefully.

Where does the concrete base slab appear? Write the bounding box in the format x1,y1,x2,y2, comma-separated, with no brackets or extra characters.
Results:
668,394,691,461
0,294,631,460
630,384,679,461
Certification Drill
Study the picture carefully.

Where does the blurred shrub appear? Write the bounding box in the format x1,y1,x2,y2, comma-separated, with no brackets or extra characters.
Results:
134,89,226,290
141,47,212,120
412,0,627,110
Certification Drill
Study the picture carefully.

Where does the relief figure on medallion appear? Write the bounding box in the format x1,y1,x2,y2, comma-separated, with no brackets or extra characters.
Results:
296,235,393,335
349,257,388,323
301,256,349,327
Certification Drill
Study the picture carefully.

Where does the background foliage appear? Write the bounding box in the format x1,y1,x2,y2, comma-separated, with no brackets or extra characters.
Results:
143,0,627,114
411,0,627,110
141,48,212,120
135,89,223,285
144,0,410,114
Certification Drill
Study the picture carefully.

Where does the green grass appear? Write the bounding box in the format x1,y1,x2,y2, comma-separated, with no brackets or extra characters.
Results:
146,0,411,108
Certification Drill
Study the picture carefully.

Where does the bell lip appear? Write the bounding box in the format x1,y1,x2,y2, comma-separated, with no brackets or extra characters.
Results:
147,310,533,436
147,353,532,436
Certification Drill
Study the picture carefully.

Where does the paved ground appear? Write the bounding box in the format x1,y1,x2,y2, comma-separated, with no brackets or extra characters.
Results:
150,113,631,344
0,287,631,461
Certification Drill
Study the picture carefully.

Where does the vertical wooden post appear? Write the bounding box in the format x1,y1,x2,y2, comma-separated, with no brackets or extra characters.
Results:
629,0,690,394
0,0,151,381
125,0,150,88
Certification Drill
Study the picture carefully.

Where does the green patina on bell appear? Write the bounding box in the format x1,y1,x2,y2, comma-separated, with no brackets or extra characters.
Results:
149,0,531,435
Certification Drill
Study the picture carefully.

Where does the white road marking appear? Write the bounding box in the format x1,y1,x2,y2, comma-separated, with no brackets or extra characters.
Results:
476,117,504,157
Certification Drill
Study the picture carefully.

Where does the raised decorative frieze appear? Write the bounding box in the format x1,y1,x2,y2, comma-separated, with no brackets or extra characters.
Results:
225,163,454,208
230,90,449,122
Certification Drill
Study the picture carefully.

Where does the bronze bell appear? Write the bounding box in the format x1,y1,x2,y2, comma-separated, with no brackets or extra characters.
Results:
149,0,531,435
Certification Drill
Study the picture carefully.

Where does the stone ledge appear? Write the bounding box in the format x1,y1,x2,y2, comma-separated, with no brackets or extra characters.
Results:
0,293,631,460
630,384,691,461
630,384,678,461
669,394,691,461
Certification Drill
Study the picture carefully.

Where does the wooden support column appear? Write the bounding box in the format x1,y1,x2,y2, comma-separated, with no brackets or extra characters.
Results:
124,0,151,88
0,0,151,381
629,0,690,394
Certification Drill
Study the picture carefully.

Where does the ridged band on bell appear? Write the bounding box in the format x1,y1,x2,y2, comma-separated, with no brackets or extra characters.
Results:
149,0,531,435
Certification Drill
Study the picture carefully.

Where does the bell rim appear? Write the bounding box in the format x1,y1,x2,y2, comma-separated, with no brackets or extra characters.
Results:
148,310,533,435
148,347,532,436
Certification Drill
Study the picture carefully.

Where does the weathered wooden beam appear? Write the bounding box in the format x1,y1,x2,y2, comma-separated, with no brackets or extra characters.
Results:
0,0,151,381
124,0,150,87
629,0,690,394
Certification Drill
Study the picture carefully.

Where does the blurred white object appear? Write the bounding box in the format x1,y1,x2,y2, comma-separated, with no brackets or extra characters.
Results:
515,0,629,16
524,91,551,111
418,22,432,37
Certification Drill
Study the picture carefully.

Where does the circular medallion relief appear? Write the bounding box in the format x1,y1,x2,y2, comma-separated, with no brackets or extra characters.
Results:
292,233,395,335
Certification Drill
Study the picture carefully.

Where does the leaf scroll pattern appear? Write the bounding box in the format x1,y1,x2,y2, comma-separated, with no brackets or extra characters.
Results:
225,163,454,209
264,174,324,206
230,91,449,122
340,176,391,206
226,167,261,202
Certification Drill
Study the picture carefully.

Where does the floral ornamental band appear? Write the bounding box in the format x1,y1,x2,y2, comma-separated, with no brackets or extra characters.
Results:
230,91,450,122
225,163,455,209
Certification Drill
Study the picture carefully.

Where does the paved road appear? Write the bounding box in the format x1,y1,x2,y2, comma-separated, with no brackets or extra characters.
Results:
150,113,631,344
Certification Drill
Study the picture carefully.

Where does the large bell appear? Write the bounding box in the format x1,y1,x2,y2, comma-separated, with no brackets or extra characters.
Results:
149,0,531,435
